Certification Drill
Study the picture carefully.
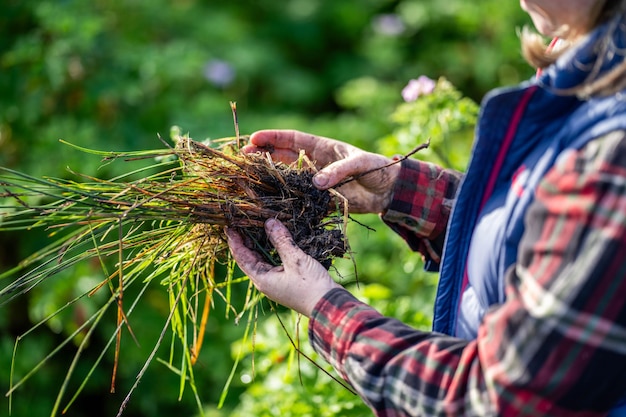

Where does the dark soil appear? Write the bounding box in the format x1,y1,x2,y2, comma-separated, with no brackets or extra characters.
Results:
235,161,346,269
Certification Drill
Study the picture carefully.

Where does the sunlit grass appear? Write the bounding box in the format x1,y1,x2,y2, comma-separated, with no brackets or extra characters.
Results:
0,125,348,416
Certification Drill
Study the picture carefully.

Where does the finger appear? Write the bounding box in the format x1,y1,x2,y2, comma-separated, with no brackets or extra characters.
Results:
248,129,276,146
249,129,297,149
251,129,328,154
247,130,310,163
240,144,261,154
264,219,306,270
225,227,274,277
313,153,382,189
241,144,301,163
248,130,325,165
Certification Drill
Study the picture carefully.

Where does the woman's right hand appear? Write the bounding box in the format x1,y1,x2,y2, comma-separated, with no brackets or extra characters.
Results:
243,129,400,214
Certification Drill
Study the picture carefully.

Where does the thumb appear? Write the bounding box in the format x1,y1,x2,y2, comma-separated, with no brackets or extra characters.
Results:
313,154,382,189
265,219,305,266
312,157,359,189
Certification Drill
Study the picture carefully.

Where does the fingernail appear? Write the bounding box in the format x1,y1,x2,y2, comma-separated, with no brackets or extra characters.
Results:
313,172,328,188
265,218,278,231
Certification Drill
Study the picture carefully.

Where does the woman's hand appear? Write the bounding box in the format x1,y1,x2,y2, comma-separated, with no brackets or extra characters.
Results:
225,218,342,317
243,129,400,214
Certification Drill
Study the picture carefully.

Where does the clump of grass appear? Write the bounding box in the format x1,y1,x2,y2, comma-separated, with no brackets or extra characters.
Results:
0,127,349,416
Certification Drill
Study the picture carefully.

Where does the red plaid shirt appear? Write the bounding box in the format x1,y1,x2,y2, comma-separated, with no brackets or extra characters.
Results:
309,130,626,416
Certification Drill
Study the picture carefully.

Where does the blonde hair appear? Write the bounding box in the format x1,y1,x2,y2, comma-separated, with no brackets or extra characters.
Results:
521,0,626,97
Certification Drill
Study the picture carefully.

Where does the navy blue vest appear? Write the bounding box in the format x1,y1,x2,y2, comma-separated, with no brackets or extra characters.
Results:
430,16,626,416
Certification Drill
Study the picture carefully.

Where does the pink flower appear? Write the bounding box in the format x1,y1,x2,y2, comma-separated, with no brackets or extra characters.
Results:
401,76,436,102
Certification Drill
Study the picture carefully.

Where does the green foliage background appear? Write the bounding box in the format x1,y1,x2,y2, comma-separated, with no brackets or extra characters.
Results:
0,1,533,416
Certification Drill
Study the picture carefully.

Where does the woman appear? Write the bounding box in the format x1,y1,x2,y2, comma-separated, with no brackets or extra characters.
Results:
226,0,626,415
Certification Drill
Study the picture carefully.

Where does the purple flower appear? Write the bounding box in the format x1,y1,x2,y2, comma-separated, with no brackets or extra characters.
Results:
401,76,436,102
372,14,406,36
203,59,235,88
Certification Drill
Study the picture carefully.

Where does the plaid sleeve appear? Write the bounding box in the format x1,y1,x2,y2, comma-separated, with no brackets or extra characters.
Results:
309,130,626,417
381,158,461,266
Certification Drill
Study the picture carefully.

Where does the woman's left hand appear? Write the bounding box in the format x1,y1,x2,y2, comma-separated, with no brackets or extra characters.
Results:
225,218,342,317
